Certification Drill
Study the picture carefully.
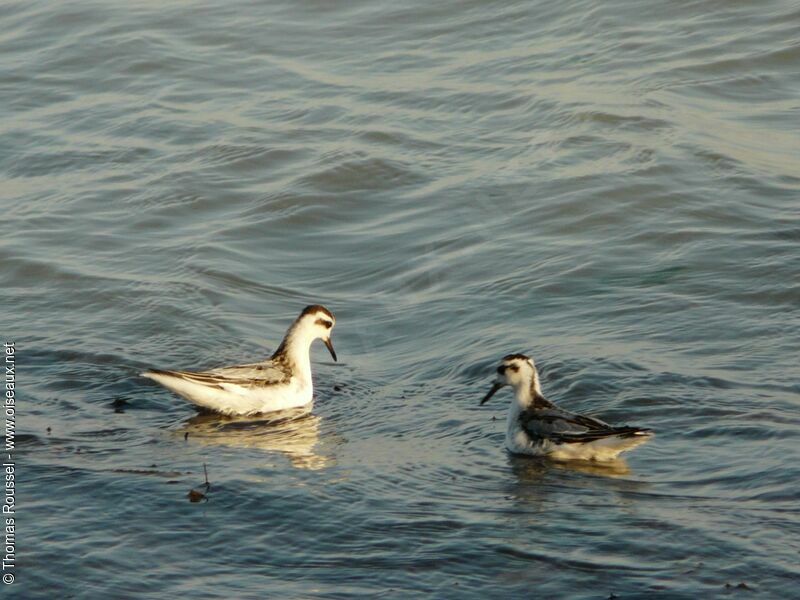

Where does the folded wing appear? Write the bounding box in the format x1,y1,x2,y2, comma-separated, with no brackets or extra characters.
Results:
520,406,651,444
145,361,290,390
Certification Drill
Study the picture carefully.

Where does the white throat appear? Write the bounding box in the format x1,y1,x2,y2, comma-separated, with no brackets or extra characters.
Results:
511,371,542,409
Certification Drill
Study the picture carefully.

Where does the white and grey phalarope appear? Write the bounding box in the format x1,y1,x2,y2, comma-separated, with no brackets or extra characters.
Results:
481,354,652,461
141,305,336,416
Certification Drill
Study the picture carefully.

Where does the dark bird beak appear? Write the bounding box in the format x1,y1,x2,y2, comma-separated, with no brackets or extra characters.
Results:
480,382,503,405
324,338,337,362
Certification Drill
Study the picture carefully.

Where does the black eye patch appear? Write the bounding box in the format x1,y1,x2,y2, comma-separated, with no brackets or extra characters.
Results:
315,318,333,329
496,365,507,375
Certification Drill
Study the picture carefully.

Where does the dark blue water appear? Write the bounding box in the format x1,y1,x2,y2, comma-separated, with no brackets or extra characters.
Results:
2,0,799,597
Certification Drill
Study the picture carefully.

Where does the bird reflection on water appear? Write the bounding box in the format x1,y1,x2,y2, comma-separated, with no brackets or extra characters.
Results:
177,407,331,470
506,454,650,513
511,456,632,479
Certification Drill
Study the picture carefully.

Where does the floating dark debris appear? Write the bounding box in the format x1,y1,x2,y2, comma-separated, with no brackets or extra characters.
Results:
111,397,129,413
188,463,211,503
725,582,752,591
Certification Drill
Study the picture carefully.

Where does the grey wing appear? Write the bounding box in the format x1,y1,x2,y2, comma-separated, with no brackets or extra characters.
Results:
204,361,291,386
520,407,645,443
524,407,610,434
146,361,290,390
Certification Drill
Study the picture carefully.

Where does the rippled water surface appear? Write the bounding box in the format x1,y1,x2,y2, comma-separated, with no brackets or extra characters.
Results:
3,0,800,597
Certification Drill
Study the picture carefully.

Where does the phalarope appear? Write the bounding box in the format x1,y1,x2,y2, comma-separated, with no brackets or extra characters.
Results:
141,305,337,416
480,354,652,461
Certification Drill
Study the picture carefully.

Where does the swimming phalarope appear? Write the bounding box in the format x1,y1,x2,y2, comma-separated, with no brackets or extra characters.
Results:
141,305,337,416
480,354,652,461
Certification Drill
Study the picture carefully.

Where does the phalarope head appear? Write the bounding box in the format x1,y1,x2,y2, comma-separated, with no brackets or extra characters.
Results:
297,304,337,361
480,353,537,405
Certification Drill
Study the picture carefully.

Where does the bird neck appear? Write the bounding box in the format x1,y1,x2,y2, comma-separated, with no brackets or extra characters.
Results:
272,322,315,380
512,373,544,409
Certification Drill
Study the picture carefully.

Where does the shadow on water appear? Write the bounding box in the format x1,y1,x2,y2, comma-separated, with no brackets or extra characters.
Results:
176,407,333,471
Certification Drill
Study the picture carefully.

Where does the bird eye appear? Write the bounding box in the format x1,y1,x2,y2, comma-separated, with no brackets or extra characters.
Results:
509,365,520,373
315,318,333,329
